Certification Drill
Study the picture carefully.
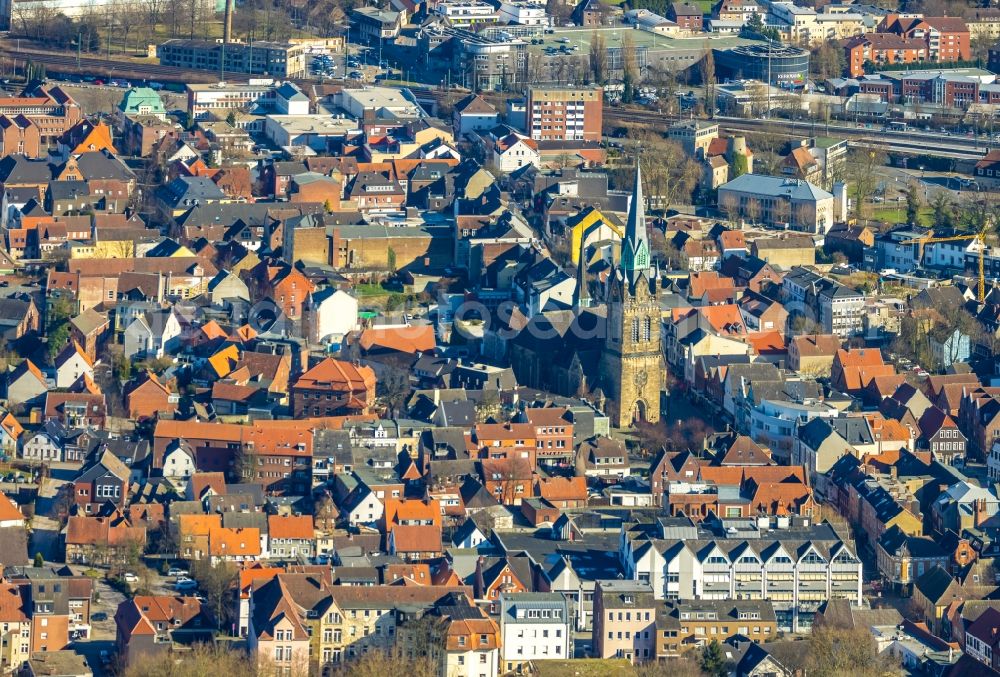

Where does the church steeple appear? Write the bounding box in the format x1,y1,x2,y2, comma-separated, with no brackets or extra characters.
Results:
621,160,650,288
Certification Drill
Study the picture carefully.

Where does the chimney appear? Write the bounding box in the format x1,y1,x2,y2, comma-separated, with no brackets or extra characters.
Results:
223,0,235,47
975,498,986,528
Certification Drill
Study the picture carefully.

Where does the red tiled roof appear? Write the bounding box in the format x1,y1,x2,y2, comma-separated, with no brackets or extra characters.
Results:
268,515,314,540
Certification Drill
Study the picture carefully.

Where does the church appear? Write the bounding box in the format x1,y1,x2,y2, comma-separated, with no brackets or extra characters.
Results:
510,163,664,429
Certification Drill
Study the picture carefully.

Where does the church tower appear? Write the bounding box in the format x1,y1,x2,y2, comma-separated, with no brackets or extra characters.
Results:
600,162,663,428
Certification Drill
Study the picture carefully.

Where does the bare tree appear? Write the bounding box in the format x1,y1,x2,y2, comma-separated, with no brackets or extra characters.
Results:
621,32,638,102
589,30,607,85
701,46,716,118
847,145,888,220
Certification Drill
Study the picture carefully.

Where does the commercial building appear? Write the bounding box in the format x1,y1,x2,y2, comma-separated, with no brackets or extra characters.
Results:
526,87,603,142
418,26,529,91
714,43,810,86
434,0,499,27
158,40,306,78
186,80,308,120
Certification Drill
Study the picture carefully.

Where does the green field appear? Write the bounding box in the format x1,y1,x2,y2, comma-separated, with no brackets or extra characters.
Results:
354,283,391,298
868,206,934,226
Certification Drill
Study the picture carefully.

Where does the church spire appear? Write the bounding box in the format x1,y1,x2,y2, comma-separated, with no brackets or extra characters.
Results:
621,158,650,288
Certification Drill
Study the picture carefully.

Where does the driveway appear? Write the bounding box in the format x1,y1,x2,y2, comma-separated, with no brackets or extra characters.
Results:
29,466,76,562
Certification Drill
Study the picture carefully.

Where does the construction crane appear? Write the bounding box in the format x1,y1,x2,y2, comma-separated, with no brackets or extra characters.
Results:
898,230,988,302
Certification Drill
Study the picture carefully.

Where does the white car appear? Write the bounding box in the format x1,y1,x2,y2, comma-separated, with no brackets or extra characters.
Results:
123,573,138,583
167,567,189,578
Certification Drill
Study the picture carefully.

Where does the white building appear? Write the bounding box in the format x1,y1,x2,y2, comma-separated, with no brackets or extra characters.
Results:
499,593,571,673
186,80,282,120
497,0,549,25
54,341,93,389
493,133,540,173
621,515,863,632
264,115,358,152
750,398,839,463
274,82,310,115
163,441,196,480
332,86,425,120
923,237,984,271
434,0,498,27
305,288,359,344
453,95,499,137
338,486,383,527
989,440,1000,482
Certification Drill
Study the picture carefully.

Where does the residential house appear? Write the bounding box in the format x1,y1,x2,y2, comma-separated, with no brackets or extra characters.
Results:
114,596,211,668
912,566,965,635
592,581,657,663
64,513,146,565
267,515,314,561
72,451,130,514
123,372,178,421
53,342,93,390
499,593,571,673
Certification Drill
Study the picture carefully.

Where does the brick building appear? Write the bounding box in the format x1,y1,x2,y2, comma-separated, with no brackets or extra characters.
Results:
291,357,377,418
526,87,603,142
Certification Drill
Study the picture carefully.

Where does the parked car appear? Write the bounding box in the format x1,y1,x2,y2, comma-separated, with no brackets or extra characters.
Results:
123,572,138,583
174,577,198,590
91,612,108,622
167,566,189,578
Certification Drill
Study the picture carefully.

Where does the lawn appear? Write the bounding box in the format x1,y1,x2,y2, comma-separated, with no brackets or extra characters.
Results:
354,283,391,298
867,205,934,226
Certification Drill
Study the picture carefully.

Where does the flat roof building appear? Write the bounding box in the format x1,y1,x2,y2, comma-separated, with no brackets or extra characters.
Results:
158,40,306,79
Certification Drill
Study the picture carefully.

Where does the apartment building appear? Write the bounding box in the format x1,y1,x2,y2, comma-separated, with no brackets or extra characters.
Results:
592,581,657,663
620,515,863,632
520,407,574,461
526,87,603,142
499,593,571,673
844,34,928,78
656,599,778,658
817,281,865,338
